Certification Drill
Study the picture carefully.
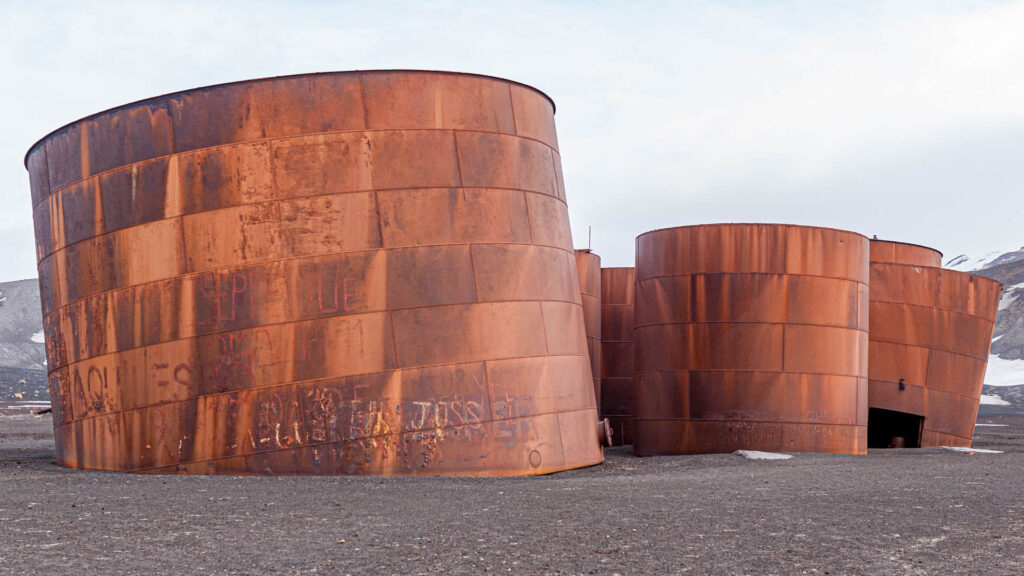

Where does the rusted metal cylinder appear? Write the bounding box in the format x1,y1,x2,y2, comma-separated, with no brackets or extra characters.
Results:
869,239,942,268
574,250,602,414
600,267,634,445
25,70,603,476
868,240,1001,448
633,224,870,455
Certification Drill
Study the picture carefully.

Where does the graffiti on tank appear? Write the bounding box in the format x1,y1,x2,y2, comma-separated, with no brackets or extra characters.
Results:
488,364,535,439
194,268,283,329
313,273,356,314
243,382,489,471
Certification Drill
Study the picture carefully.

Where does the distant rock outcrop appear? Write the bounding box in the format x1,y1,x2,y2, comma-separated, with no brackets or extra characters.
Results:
947,248,1024,361
0,279,45,371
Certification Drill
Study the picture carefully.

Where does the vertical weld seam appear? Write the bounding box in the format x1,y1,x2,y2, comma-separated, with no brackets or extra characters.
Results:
372,191,385,246
177,216,190,274
549,149,561,200
267,141,281,201
538,301,551,354
481,359,495,420
467,245,481,302
781,323,787,373
452,131,464,187
282,264,295,323
358,73,370,130
42,142,54,204
166,103,177,154
389,311,401,368
508,84,519,135
523,191,535,244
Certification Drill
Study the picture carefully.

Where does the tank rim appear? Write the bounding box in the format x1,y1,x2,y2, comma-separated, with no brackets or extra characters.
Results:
635,222,869,241
868,238,943,259
24,69,557,168
870,261,1003,288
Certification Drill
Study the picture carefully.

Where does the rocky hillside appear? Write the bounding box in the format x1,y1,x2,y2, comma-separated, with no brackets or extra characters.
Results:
0,279,45,370
946,247,1024,361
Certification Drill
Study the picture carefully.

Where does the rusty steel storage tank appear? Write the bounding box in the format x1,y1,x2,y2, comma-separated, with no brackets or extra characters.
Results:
633,224,870,455
868,239,1001,448
574,250,602,413
25,70,604,476
869,239,942,268
600,267,635,445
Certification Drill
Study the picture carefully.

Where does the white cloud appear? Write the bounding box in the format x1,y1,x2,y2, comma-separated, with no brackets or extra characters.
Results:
1,1,1022,276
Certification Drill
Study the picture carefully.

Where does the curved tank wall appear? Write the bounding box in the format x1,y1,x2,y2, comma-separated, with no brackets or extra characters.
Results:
599,267,635,446
574,250,602,415
25,70,603,476
869,240,942,268
633,224,870,455
868,243,1002,448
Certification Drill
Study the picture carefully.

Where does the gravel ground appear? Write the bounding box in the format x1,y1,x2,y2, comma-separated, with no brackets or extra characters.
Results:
1,415,1022,575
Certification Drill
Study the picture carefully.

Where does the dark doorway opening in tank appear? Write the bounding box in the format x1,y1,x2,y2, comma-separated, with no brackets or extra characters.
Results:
868,408,924,448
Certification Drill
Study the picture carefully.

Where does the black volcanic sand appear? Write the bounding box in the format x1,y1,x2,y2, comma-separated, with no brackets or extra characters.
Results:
1,416,1022,576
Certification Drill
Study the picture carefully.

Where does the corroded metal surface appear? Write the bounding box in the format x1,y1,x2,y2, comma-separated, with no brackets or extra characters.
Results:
633,224,870,455
868,241,1002,448
868,239,942,268
25,70,603,476
575,250,601,414
600,267,634,446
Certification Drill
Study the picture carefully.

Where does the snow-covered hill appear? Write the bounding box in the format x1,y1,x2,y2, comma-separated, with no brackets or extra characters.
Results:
0,279,45,371
946,246,1024,412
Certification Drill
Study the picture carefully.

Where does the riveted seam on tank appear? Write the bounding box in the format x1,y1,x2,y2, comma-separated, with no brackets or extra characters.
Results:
357,72,370,130
867,337,993,363
631,320,871,332
388,311,401,368
536,301,552,355
868,298,1002,323
508,83,519,136
29,128,562,211
44,297,588,372
633,418,867,427
452,131,465,187
177,217,190,275
867,377,986,403
34,184,572,263
633,368,870,381
467,245,481,303
521,190,536,245
40,239,579,322
54,355,594,428
634,271,871,288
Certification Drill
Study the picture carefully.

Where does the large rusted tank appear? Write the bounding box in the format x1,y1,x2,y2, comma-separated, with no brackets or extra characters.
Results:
600,267,635,445
633,224,870,455
25,70,603,476
575,250,602,413
868,239,1001,448
869,239,942,268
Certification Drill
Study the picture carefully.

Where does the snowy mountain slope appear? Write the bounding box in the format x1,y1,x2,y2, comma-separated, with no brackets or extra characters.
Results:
0,279,45,370
946,247,1024,413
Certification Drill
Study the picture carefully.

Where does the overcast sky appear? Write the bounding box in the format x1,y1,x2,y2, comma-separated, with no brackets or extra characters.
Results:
2,0,1023,281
